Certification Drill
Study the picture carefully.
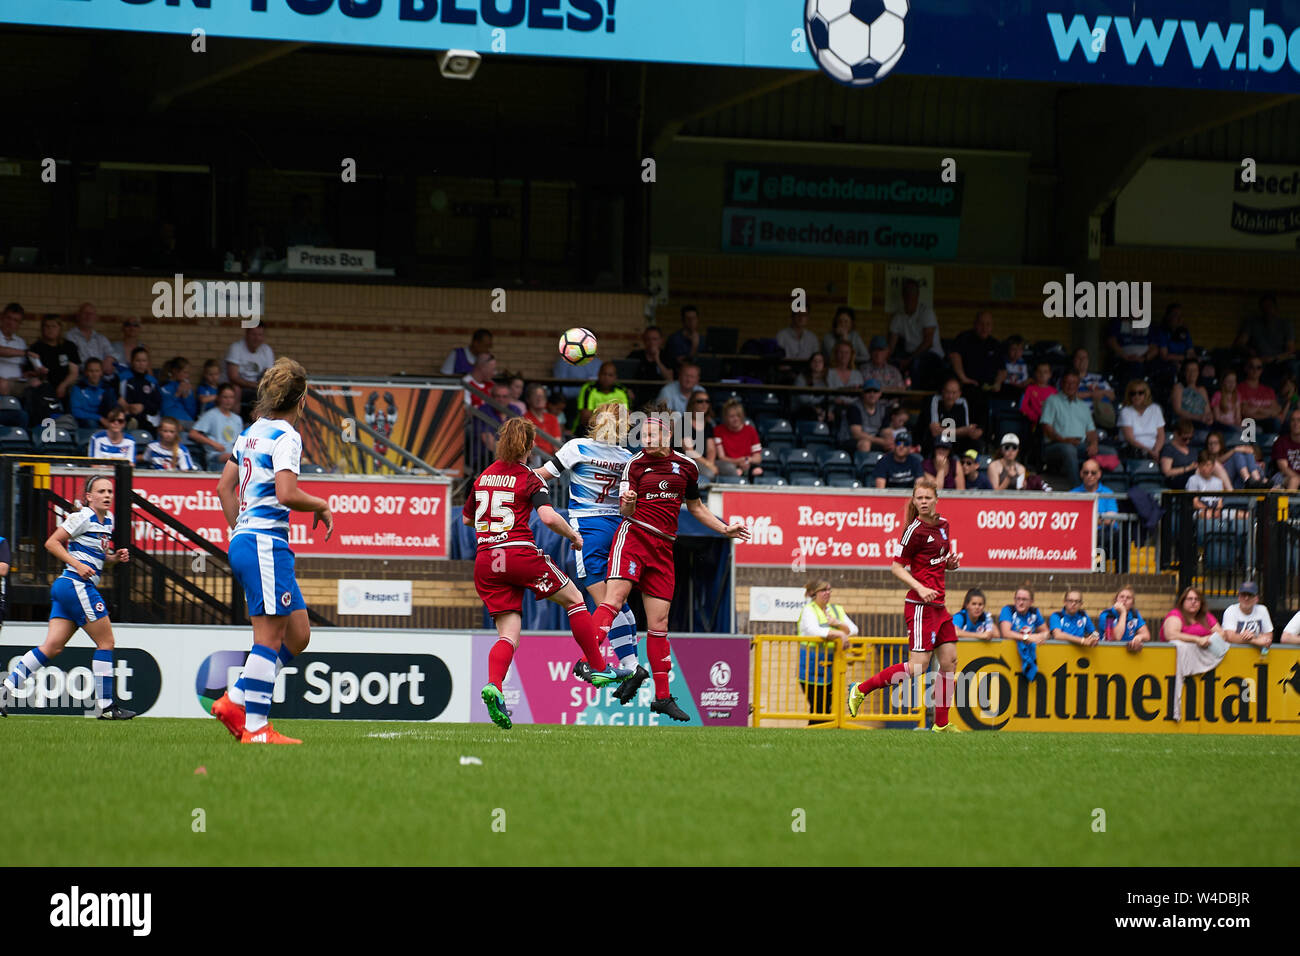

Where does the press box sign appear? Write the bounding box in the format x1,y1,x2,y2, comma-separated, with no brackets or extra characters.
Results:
338,580,412,616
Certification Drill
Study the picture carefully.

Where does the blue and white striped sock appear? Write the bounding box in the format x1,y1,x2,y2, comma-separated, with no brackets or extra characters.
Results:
92,649,114,711
240,644,279,733
5,647,49,693
609,604,639,676
229,644,293,707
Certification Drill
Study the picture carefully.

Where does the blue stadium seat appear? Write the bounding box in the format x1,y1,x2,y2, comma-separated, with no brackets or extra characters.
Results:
128,429,153,447
853,450,883,471
1260,433,1278,457
1125,458,1161,480
712,473,747,485
35,427,79,457
1103,472,1130,493
762,444,792,465
817,448,854,476
0,426,34,452
751,392,783,415
758,418,793,442
976,453,992,470
826,475,862,489
781,447,817,468
0,395,25,428
76,427,97,448
791,474,825,488
796,420,832,448
753,474,787,487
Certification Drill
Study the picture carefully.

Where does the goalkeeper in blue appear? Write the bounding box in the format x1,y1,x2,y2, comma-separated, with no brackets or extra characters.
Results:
536,402,647,703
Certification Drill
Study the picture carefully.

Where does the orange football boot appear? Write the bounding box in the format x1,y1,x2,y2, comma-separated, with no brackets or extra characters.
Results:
240,723,302,745
210,692,245,739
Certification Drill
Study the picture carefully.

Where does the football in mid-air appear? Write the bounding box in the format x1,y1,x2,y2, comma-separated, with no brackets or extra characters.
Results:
806,0,909,88
558,327,598,366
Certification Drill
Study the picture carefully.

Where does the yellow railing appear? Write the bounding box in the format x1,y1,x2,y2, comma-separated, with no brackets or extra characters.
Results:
752,635,926,729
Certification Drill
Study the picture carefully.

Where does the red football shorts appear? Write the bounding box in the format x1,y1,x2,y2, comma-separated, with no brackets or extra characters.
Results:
473,545,569,617
607,521,676,602
905,600,956,653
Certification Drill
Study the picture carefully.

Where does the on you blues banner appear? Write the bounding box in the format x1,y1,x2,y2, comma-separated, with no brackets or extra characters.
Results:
7,2,1300,93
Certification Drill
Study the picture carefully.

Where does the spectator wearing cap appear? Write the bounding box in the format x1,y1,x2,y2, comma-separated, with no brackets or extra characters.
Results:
872,430,924,489
777,310,818,362
959,449,991,489
862,335,904,391
64,302,115,367
0,302,29,396
986,433,1026,491
923,439,962,489
1041,369,1109,483
822,306,869,366
710,398,763,479
921,376,983,455
1072,458,1124,571
441,328,493,377
887,278,944,389
843,379,891,453
948,309,1002,424
577,361,632,430
664,305,703,372
1221,582,1274,651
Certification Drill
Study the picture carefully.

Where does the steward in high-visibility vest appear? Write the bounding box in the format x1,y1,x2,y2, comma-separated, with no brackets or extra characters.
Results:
797,583,858,684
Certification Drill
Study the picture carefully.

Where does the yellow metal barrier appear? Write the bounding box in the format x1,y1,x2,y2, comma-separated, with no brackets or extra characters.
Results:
752,635,926,729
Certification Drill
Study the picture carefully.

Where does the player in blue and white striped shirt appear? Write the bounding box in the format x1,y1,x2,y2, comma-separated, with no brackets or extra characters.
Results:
537,402,647,701
1,475,135,719
212,358,333,745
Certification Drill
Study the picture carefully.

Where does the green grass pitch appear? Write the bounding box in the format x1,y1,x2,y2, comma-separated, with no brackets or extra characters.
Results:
9,717,1298,866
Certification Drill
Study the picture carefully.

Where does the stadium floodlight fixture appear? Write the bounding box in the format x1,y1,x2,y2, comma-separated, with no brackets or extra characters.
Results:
438,49,481,80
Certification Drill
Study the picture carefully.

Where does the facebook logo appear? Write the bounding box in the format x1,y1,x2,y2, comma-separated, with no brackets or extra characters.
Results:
730,215,756,248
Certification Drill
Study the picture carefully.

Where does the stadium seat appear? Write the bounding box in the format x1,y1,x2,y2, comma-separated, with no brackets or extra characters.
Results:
35,427,78,456
753,474,787,487
817,447,854,476
1260,433,1278,458
751,392,783,415
128,429,152,447
762,443,792,463
0,395,25,427
712,473,746,485
1125,458,1161,480
1103,472,1130,493
854,450,883,471
796,420,832,448
0,426,34,452
301,463,328,475
76,427,97,448
791,474,825,487
758,418,793,442
826,475,862,489
781,447,817,469
976,453,992,470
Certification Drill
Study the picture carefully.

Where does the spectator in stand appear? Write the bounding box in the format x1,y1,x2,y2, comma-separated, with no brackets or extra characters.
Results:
107,317,144,378
872,430,924,488
922,376,983,454
144,417,197,471
1073,459,1123,569
1162,587,1223,647
1118,380,1165,461
994,335,1030,398
999,586,1049,644
1152,303,1196,382
682,389,718,485
710,398,763,479
189,384,243,470
1186,451,1226,519
1238,358,1283,433
953,588,997,639
826,342,864,430
987,433,1026,491
69,358,117,430
1210,369,1245,435
948,309,1002,425
64,302,115,366
523,382,561,457
1205,431,1265,489
1105,315,1157,383
844,380,892,453
505,373,527,416
119,346,162,435
1041,370,1109,483
656,361,700,416
440,328,493,377
882,405,911,449
23,315,80,427
1270,407,1300,490
1279,374,1300,418
923,439,962,489
1098,587,1152,651
822,306,869,366
89,409,137,462
462,352,497,408
1071,347,1116,429
160,356,197,428
776,311,818,362
551,347,600,399
664,304,702,371
1221,582,1275,650
1236,293,1297,385
470,382,510,467
959,449,991,489
577,361,631,430
1019,360,1056,425
626,326,674,386
887,278,944,389
862,335,904,391
0,303,29,397
196,358,221,417
1050,589,1100,647
225,325,274,416
1277,609,1300,645
546,387,569,433
1170,357,1213,441
1159,420,1199,490
793,352,830,423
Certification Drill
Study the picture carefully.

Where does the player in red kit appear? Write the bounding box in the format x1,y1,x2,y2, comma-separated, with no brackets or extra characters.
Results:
847,476,965,731
465,418,626,729
590,406,750,720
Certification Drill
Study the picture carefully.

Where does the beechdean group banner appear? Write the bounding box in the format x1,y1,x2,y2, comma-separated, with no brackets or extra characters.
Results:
7,2,1300,93
713,487,1097,572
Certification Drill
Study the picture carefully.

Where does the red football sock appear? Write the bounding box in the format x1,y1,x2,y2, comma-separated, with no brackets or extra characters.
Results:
567,604,604,667
859,661,908,694
488,639,515,690
934,670,954,728
591,602,619,646
647,630,671,698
